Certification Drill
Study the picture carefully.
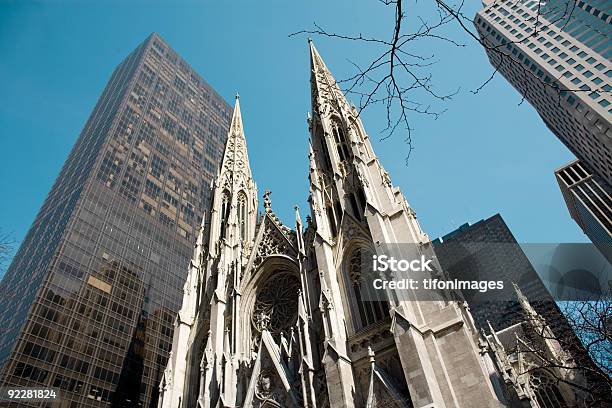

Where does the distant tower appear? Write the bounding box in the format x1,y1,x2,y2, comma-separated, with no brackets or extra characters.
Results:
474,0,612,279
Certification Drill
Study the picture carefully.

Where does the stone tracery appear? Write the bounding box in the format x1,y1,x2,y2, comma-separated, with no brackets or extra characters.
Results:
252,272,300,335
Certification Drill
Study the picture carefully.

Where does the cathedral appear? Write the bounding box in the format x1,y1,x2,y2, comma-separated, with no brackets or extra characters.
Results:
157,42,591,408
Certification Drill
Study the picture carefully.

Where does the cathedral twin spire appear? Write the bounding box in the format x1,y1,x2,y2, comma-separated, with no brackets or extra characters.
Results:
218,94,253,188
161,40,506,408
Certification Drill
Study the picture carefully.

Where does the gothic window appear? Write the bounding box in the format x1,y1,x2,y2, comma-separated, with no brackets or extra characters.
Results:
237,191,247,241
326,206,337,238
529,371,567,408
348,192,363,220
314,121,332,171
347,248,389,330
356,188,366,212
220,191,230,239
332,119,351,162
252,273,300,335
333,200,342,220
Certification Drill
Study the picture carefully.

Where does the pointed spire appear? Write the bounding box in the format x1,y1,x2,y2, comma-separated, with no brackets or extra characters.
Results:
309,40,334,83
195,211,207,248
230,93,243,134
512,282,537,317
295,206,306,255
487,320,503,349
309,40,345,109
218,94,252,185
204,330,213,361
295,205,303,228
263,190,272,212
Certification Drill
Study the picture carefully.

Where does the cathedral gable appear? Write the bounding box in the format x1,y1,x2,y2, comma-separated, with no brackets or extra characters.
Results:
339,212,371,247
244,212,299,280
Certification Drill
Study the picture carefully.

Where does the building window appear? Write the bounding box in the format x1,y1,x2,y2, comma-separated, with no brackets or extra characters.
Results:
237,191,247,242
529,371,568,408
220,191,230,239
347,247,389,330
589,91,601,100
331,120,351,162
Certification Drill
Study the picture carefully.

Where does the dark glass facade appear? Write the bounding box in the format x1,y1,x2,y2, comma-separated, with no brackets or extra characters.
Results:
432,214,568,335
0,33,231,407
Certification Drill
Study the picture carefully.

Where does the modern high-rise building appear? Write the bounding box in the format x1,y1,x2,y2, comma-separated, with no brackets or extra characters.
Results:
0,33,231,407
556,159,612,263
432,214,568,334
474,0,612,185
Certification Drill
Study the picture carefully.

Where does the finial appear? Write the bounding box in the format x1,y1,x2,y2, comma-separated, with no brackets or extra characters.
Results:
263,190,272,212
308,37,313,44
235,92,240,100
367,346,375,364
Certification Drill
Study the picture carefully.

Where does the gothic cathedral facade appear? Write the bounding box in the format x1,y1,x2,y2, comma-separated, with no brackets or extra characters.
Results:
158,41,506,408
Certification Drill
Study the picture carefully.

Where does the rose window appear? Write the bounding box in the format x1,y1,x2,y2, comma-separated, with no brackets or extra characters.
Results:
252,272,300,335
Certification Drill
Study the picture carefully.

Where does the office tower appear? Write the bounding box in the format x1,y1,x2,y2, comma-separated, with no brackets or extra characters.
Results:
474,0,612,185
432,214,570,335
556,159,612,263
0,33,231,407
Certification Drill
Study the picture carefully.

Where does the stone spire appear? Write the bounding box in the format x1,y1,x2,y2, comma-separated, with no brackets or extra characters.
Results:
513,283,539,318
218,94,253,188
309,39,346,112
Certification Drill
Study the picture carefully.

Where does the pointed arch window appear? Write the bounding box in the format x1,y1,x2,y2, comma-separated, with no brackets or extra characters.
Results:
314,120,333,171
220,191,230,239
529,371,568,408
347,247,389,330
332,119,351,162
348,192,363,221
326,206,337,238
237,191,247,241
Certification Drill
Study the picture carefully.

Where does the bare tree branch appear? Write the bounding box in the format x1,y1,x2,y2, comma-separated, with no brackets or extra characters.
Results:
289,0,611,162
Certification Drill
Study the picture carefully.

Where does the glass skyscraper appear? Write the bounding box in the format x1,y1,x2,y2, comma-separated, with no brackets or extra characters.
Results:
432,214,566,333
0,33,231,407
475,0,611,185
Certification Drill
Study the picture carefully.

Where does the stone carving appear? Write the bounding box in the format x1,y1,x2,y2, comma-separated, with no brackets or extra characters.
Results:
252,273,300,335
263,190,272,212
252,224,296,269
255,368,275,400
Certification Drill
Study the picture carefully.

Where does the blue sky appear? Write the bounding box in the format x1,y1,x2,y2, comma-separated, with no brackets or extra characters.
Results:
0,0,587,269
